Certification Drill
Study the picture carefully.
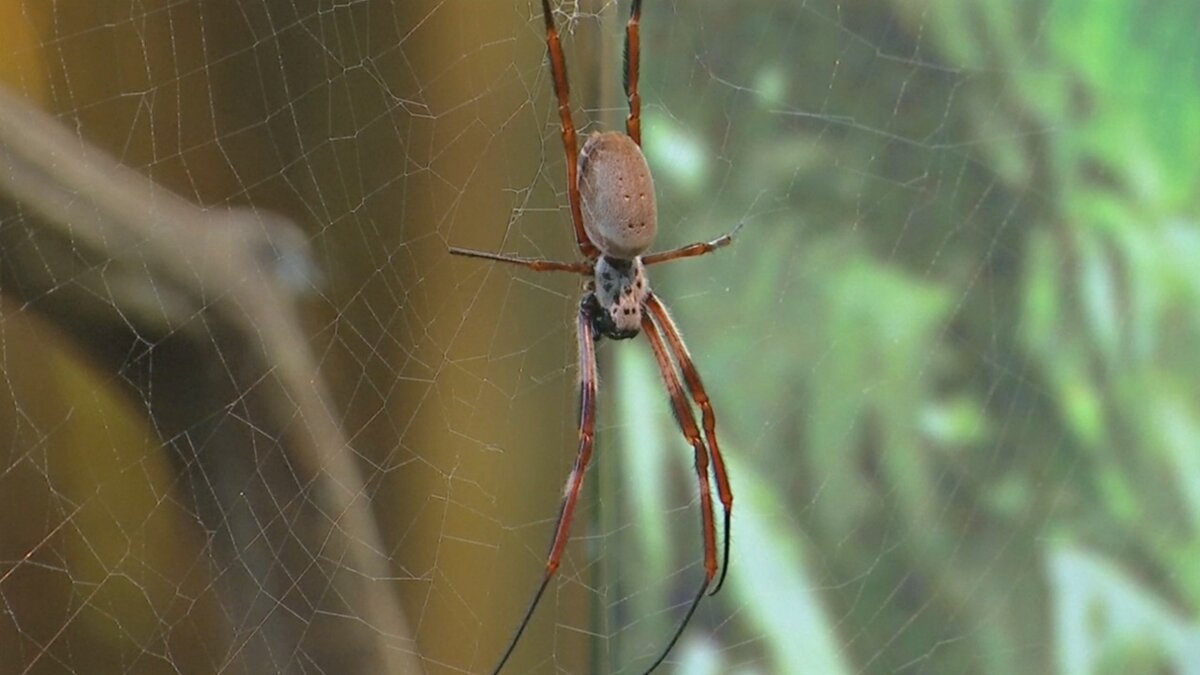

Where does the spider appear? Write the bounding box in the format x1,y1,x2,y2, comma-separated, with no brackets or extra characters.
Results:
450,1,736,672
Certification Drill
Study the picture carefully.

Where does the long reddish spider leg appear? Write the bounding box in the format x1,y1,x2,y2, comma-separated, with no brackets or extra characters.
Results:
490,299,598,675
640,312,717,674
541,0,598,260
646,293,733,595
642,223,743,266
448,246,592,274
624,0,643,145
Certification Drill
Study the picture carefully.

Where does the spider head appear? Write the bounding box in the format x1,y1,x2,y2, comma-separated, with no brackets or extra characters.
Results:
589,256,648,340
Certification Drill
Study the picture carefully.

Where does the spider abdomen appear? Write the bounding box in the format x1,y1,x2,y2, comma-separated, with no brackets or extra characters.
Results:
578,131,657,259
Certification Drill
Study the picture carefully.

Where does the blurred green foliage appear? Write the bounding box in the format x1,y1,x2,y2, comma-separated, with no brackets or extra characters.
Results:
607,0,1200,672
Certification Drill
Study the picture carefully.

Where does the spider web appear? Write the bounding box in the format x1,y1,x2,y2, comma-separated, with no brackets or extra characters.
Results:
2,1,1200,674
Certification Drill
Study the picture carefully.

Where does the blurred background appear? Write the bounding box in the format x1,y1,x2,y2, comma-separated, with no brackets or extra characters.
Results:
2,0,1200,673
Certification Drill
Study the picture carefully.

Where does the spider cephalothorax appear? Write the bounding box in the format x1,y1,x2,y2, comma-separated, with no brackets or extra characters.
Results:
448,1,738,673
589,255,648,340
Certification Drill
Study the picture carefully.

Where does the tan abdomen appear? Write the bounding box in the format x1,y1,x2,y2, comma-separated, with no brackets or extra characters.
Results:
577,131,657,259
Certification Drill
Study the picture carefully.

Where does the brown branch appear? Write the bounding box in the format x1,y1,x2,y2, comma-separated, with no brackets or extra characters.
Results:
0,85,423,674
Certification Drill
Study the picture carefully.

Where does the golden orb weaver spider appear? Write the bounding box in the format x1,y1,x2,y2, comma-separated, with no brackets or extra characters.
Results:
450,1,737,672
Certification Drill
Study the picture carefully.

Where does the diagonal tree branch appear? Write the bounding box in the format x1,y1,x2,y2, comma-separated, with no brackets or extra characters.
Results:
0,85,422,675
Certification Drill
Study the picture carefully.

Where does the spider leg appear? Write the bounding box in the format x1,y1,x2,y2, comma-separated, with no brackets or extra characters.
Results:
448,246,592,274
490,297,599,675
646,293,733,595
639,311,717,673
642,222,741,266
624,0,643,145
540,0,599,260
